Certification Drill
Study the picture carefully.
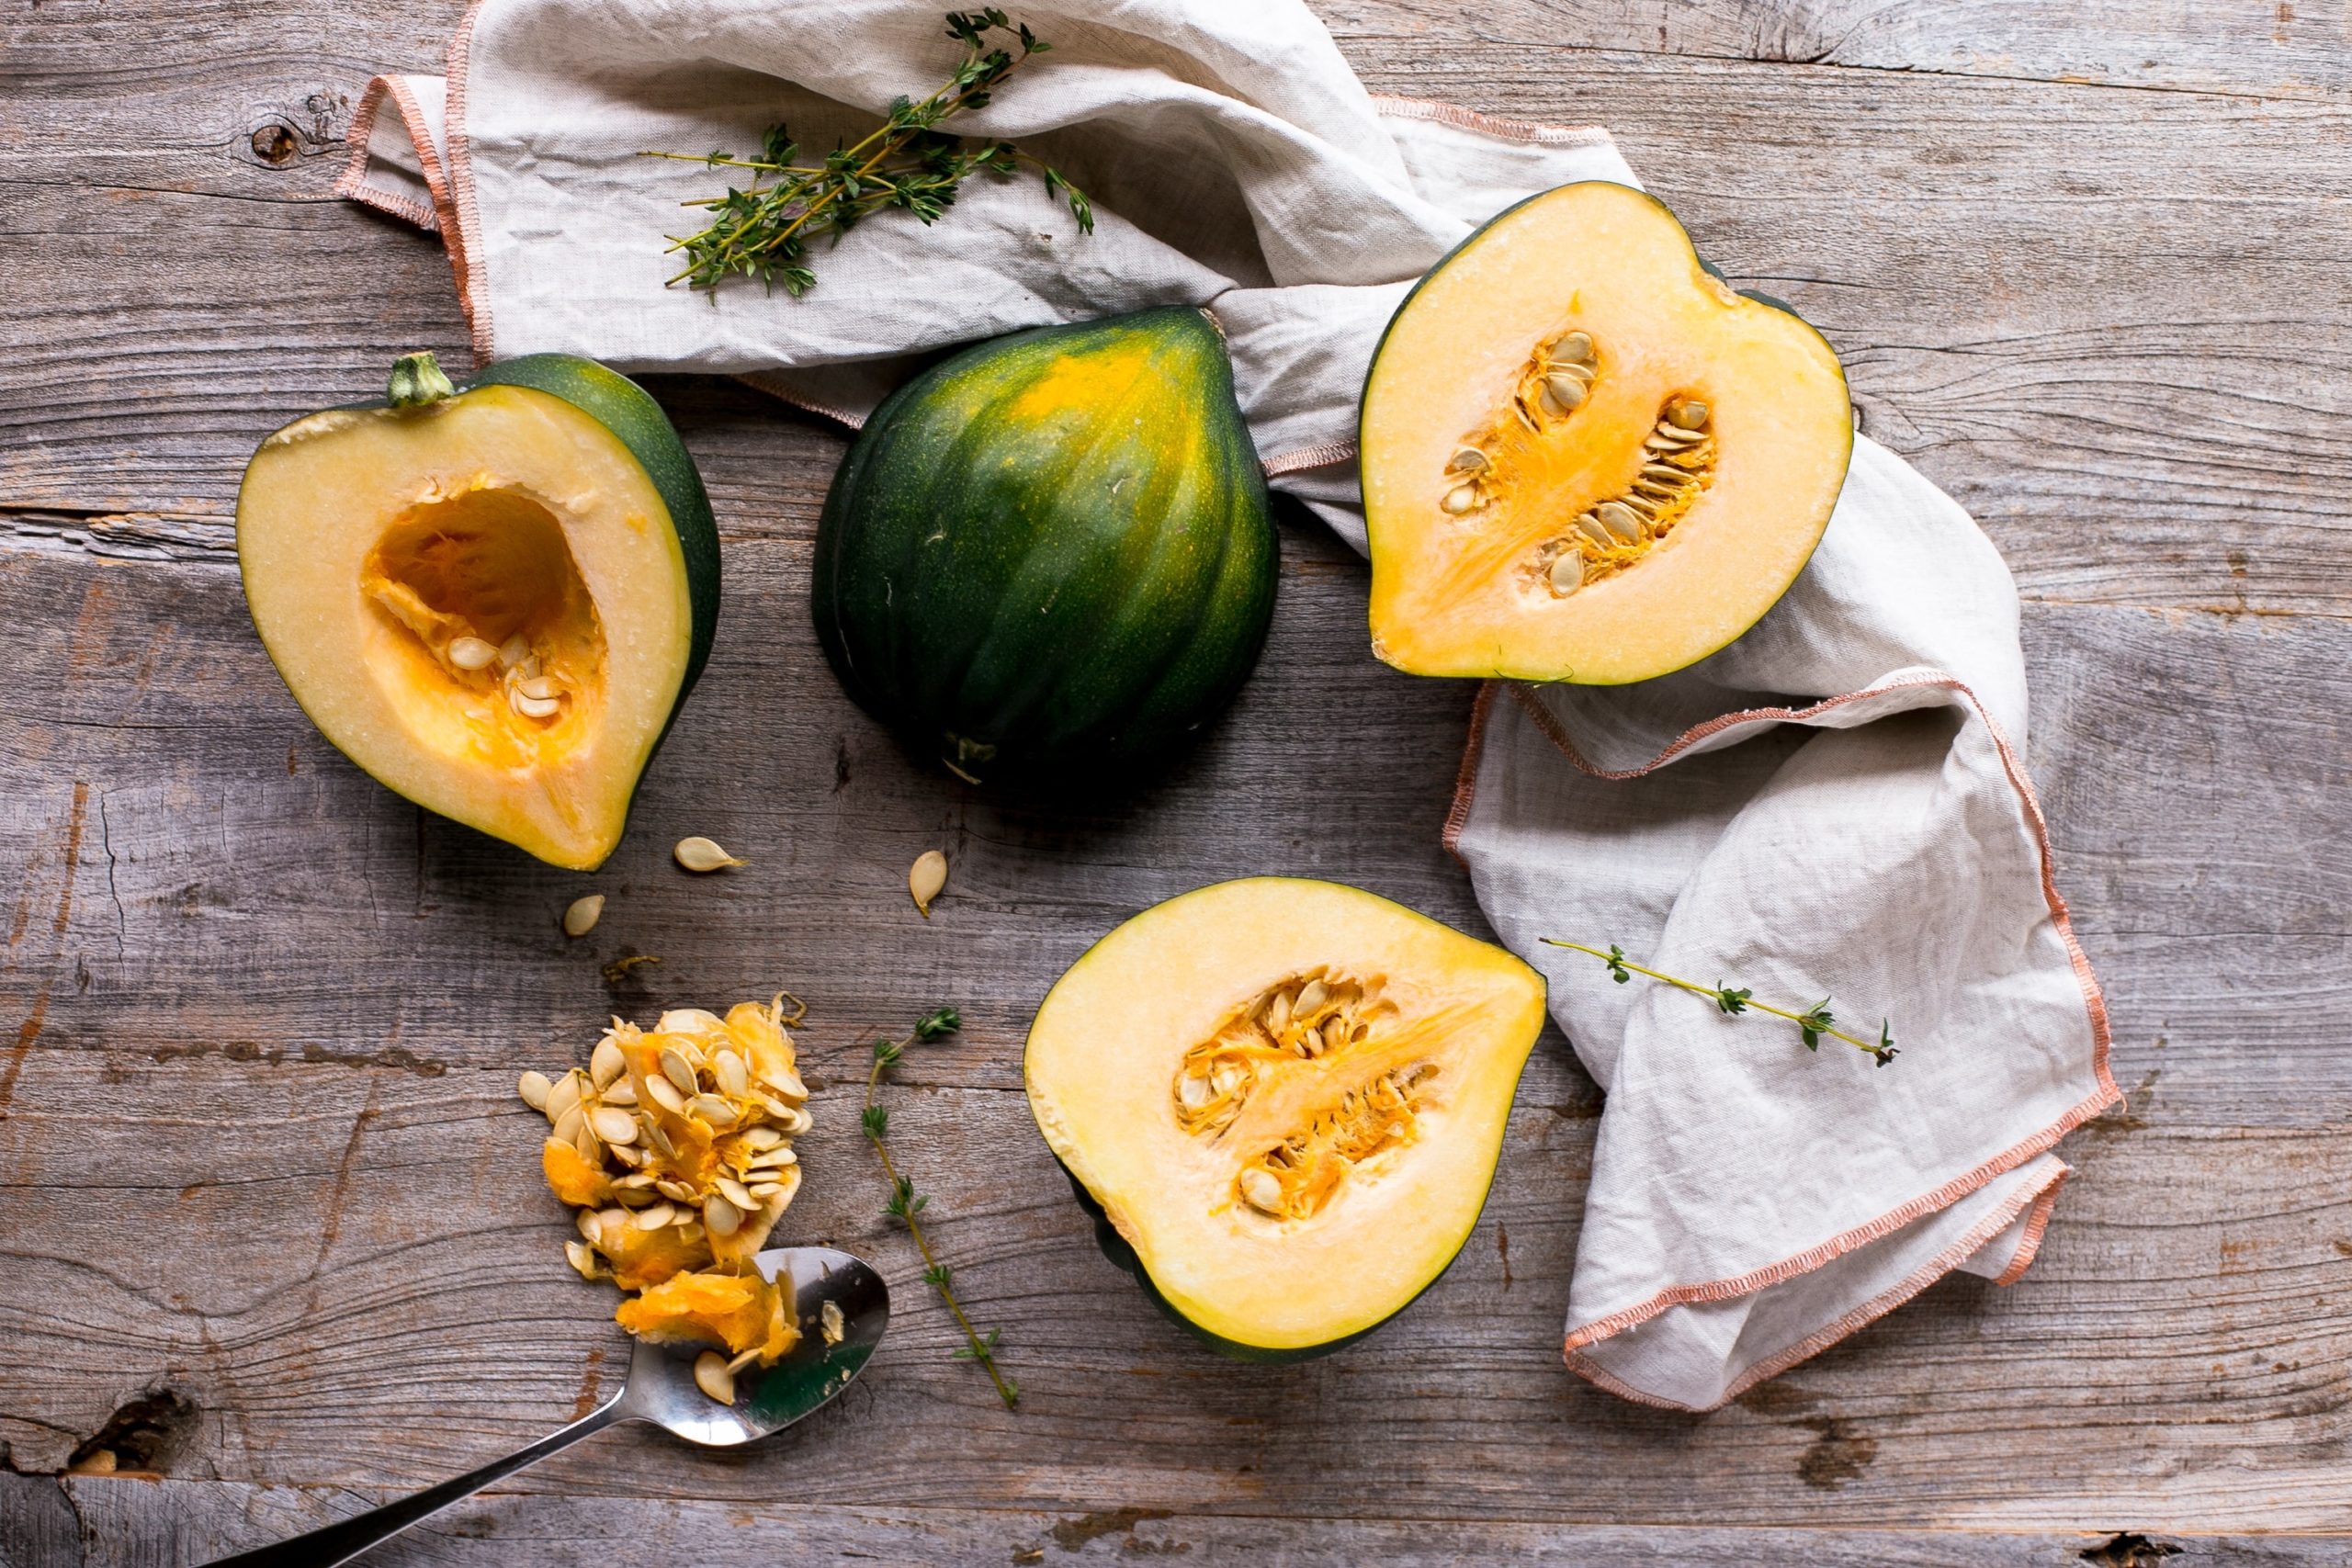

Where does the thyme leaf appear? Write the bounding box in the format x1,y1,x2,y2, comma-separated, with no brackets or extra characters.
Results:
644,11,1092,296
862,1006,1020,1406
1544,940,1899,1066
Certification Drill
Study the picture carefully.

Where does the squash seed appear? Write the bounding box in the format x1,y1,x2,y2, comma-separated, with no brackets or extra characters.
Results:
496,635,532,670
763,1065,808,1101
515,674,560,702
703,1196,742,1237
510,689,560,720
654,1178,697,1202
717,1177,758,1212
1557,331,1594,363
545,1070,583,1122
644,1075,687,1116
820,1299,846,1346
633,1201,679,1231
550,1103,584,1145
1238,1167,1285,1214
590,1035,627,1088
909,849,948,917
1447,446,1488,473
1597,502,1642,542
639,1111,677,1156
740,1125,785,1151
1548,554,1584,593
577,1207,605,1246
1540,375,1587,413
688,1093,739,1128
590,1106,638,1145
448,636,500,671
659,1048,699,1098
563,895,605,939
659,1009,725,1035
563,1239,602,1280
747,1147,797,1169
1440,483,1482,516
673,837,745,873
517,1070,553,1111
1668,400,1710,430
713,1049,750,1100
694,1350,736,1406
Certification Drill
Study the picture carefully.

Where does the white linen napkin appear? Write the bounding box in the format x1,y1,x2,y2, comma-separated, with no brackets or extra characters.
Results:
341,0,2116,1411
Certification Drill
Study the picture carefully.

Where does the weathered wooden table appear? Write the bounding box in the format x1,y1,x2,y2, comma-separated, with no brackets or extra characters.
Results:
5,1,2348,1562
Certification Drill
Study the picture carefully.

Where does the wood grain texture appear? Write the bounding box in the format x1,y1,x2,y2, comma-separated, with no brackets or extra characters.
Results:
5,0,2351,1558
23,1477,2350,1568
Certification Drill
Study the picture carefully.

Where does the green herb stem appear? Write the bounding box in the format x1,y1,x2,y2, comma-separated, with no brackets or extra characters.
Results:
1543,940,1898,1066
643,10,1092,296
861,1007,1020,1408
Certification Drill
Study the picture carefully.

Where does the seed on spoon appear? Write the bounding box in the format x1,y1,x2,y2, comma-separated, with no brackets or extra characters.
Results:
562,894,605,938
909,849,948,918
694,1350,736,1406
674,837,745,873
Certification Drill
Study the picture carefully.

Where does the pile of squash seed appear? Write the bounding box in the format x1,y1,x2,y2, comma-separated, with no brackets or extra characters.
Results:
518,997,819,1403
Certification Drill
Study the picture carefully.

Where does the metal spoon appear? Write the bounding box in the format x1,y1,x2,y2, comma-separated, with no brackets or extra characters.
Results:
205,1245,888,1568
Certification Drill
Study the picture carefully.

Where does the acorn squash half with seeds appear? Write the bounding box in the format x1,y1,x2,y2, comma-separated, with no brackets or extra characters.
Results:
1026,878,1546,1359
236,353,718,870
1362,181,1851,683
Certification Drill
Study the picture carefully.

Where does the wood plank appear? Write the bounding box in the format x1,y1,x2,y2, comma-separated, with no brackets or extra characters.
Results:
31,1478,2347,1568
4,12,2350,615
1319,0,2352,100
3,519,2350,1528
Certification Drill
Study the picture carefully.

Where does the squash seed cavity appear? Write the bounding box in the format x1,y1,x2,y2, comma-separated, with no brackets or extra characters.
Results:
1534,399,1717,596
1238,1062,1438,1222
1170,968,1438,1223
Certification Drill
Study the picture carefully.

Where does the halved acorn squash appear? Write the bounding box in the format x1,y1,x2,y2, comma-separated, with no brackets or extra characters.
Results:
1025,878,1546,1359
1363,181,1851,683
236,352,718,869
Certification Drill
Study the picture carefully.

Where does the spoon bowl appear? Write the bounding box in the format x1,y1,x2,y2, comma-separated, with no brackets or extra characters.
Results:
207,1244,888,1566
623,1244,890,1446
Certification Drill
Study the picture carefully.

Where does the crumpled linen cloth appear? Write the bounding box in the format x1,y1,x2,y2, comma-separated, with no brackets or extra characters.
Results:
343,0,2115,1411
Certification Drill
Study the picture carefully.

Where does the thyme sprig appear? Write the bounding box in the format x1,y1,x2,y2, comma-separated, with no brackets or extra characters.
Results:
1544,941,1898,1066
861,1005,1020,1408
644,10,1093,295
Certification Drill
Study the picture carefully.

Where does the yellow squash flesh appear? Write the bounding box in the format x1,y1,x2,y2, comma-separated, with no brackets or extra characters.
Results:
237,386,695,868
1026,878,1547,1354
1363,181,1852,683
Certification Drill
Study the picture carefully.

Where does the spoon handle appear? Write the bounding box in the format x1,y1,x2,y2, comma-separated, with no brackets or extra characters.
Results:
201,1391,631,1567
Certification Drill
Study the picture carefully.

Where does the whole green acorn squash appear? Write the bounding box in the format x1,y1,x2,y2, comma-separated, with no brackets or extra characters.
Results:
811,307,1277,784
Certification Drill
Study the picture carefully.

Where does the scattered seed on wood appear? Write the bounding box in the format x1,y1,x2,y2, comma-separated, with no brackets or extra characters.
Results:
674,837,745,873
909,849,949,917
517,1070,552,1111
562,894,605,938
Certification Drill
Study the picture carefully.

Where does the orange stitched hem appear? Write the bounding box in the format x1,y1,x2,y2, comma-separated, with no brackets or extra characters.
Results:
1993,1168,2067,1287
332,80,439,232
1496,672,2113,1360
1370,96,1614,148
1565,1158,2071,1412
1442,680,1498,863
1262,440,1356,475
441,0,497,366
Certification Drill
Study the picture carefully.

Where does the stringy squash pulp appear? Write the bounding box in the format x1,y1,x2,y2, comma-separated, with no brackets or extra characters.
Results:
1026,879,1546,1356
1363,181,1852,683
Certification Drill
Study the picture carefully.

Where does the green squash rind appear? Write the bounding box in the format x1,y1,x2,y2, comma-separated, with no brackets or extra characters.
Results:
1027,876,1537,1362
234,353,720,871
812,307,1277,783
1360,181,1853,686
